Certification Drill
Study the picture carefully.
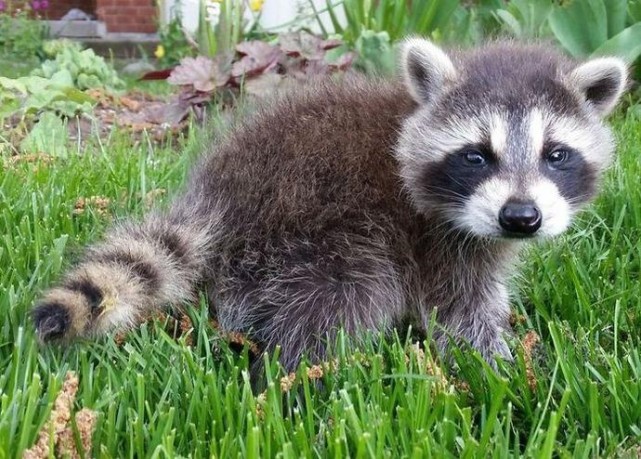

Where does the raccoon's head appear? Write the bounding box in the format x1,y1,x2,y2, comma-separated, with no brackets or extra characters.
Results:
396,38,627,239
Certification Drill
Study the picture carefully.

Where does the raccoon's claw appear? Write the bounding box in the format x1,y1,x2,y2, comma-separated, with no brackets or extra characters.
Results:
32,303,71,342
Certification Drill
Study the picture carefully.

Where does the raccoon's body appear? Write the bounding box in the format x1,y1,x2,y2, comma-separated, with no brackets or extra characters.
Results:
33,40,627,371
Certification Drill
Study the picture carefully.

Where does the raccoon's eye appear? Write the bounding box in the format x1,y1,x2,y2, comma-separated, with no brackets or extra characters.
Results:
462,150,488,167
546,149,569,169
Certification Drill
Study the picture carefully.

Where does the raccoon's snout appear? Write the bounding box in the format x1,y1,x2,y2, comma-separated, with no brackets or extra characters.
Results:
498,201,541,236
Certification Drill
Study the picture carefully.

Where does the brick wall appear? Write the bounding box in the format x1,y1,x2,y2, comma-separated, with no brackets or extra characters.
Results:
47,0,97,20
96,0,157,33
43,0,156,33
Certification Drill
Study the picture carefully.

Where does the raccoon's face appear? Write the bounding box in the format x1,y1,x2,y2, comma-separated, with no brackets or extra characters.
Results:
396,39,627,239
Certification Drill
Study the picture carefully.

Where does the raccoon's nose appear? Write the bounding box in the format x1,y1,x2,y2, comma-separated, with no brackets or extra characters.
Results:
499,201,541,235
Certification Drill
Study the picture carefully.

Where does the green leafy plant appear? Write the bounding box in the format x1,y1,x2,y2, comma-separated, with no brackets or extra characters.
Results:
156,15,195,67
155,0,262,64
20,111,69,156
321,0,461,44
31,47,125,91
0,9,46,58
549,0,641,63
495,0,553,39
312,0,512,63
466,0,507,37
629,0,641,23
0,72,95,118
41,38,83,60
195,0,262,58
353,30,395,75
159,32,353,124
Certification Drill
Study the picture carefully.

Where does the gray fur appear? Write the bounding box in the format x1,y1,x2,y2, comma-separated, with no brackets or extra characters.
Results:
32,40,626,371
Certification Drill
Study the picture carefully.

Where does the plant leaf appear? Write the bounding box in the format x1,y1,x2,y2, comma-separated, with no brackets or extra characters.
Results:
243,73,283,98
324,46,356,71
20,112,69,157
49,69,75,87
0,76,27,94
279,32,326,59
593,22,641,63
495,10,522,37
605,0,627,37
61,88,95,106
168,56,230,92
354,30,395,76
549,0,607,57
232,41,283,78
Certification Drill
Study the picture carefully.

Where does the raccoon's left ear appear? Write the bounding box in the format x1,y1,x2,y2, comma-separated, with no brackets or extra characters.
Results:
568,57,628,117
400,38,457,105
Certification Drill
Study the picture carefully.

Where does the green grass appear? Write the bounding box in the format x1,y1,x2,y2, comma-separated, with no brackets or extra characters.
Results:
2,110,641,458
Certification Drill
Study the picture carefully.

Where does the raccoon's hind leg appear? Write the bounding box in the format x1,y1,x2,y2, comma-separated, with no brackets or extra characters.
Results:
221,233,407,372
32,214,213,342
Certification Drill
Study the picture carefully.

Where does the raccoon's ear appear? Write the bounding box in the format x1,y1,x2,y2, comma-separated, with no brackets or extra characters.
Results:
568,57,628,117
400,38,457,105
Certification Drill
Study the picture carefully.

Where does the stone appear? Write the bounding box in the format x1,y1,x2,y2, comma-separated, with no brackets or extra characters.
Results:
120,60,156,77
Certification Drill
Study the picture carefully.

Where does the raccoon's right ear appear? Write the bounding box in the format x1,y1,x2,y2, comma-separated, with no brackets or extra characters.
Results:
568,57,628,117
400,38,457,105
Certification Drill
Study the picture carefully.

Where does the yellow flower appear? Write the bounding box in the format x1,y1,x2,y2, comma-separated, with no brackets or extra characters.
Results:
249,0,263,12
154,45,165,59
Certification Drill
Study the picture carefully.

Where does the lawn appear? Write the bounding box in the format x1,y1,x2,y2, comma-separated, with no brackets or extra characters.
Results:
2,106,641,457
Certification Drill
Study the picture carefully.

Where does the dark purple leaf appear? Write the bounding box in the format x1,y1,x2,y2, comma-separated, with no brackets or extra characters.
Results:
139,68,175,81
243,73,283,98
320,38,343,50
155,100,193,125
179,91,213,105
327,51,356,71
303,59,332,76
168,55,231,92
279,32,326,59
232,41,283,78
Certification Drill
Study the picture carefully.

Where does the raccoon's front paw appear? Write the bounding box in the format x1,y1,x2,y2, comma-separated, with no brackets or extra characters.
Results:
32,302,72,342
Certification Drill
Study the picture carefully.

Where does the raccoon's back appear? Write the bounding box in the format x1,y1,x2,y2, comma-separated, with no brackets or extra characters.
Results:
189,76,418,239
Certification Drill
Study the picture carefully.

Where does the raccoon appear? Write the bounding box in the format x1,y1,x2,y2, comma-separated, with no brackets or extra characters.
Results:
32,39,627,371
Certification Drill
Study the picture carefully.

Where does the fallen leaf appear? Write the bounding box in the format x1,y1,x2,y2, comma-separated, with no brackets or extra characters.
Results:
119,96,141,112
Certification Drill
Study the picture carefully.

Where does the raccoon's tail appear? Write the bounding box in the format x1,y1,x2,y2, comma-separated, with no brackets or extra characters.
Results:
32,213,214,343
